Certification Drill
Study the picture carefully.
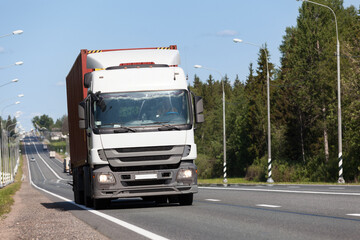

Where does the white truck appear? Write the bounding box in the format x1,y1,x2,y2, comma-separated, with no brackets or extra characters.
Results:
49,151,56,158
66,45,204,209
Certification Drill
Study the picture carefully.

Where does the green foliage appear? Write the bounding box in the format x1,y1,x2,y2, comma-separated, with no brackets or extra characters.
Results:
195,153,216,179
49,140,66,153
244,156,267,182
191,1,360,183
32,114,54,130
32,114,68,134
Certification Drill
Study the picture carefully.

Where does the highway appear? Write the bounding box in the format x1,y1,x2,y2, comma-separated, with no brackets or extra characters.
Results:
24,136,360,240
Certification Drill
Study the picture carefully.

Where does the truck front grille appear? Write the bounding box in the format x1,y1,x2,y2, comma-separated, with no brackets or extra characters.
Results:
103,145,185,168
116,146,173,153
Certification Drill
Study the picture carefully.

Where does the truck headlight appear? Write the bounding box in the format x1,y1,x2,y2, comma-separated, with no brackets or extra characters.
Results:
98,173,115,184
177,169,193,180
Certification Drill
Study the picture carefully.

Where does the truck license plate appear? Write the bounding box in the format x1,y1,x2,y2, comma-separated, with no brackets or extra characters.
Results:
135,174,157,180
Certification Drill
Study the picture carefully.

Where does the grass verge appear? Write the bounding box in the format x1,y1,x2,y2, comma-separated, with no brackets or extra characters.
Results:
198,178,263,185
0,156,23,218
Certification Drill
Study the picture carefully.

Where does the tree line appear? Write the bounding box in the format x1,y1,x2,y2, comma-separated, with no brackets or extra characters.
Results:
32,114,68,134
191,0,360,182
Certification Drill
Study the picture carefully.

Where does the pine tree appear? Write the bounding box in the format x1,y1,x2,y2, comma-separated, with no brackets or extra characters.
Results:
245,47,274,161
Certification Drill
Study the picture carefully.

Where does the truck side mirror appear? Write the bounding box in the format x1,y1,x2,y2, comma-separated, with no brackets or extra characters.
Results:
194,96,204,123
84,72,92,88
78,101,87,129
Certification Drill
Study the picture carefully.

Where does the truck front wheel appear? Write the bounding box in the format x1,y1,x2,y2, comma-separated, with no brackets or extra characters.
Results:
178,193,193,206
93,198,111,210
73,168,84,204
83,166,93,208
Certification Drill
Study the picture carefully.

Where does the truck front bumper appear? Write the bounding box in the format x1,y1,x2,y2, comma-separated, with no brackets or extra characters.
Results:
91,162,197,199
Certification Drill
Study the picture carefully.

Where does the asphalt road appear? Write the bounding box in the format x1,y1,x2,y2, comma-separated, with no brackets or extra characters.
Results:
24,136,360,240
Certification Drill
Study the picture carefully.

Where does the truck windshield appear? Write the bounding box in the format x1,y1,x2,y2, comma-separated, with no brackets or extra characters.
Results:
93,90,190,128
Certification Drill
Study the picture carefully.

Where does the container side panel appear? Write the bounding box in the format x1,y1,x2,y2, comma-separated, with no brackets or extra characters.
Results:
66,50,91,168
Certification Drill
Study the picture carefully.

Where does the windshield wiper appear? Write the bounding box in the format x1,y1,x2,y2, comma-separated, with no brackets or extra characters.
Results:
158,125,180,131
114,127,136,133
141,121,169,125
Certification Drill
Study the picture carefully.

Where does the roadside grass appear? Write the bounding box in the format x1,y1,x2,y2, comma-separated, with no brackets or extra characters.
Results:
198,178,360,185
198,178,261,185
0,156,23,218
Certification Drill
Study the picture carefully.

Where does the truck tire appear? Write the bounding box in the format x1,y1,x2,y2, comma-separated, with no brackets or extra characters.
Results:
93,199,110,210
73,168,84,204
179,193,193,206
83,166,93,208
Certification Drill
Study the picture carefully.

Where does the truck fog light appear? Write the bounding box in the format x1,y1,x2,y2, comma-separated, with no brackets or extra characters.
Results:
98,173,115,184
177,169,193,180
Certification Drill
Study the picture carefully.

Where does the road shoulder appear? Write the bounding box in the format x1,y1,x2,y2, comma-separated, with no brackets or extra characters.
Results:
0,154,109,240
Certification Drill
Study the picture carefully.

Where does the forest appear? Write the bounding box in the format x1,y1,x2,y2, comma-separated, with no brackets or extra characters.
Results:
190,0,360,182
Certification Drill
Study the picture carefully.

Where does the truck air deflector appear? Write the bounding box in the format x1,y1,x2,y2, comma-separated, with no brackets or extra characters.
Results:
87,49,180,69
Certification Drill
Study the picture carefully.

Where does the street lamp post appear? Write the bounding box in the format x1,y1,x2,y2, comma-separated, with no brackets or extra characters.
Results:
194,65,228,184
297,0,344,183
0,93,24,103
0,30,23,39
233,38,274,183
0,61,23,70
0,79,19,88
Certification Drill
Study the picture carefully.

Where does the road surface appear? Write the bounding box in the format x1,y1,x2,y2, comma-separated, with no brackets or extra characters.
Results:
24,136,360,240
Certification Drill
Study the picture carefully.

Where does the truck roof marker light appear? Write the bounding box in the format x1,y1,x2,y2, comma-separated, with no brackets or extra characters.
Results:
119,62,155,66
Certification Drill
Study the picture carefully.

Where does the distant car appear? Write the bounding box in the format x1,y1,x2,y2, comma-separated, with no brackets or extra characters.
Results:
30,157,35,162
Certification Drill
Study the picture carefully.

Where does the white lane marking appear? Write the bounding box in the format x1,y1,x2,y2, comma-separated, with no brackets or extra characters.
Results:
25,144,169,240
33,158,47,181
346,214,360,217
199,187,360,196
256,204,281,208
329,187,345,190
205,199,221,202
31,142,66,181
34,141,64,169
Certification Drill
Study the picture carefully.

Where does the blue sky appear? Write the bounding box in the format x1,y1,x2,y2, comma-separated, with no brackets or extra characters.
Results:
0,0,358,131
